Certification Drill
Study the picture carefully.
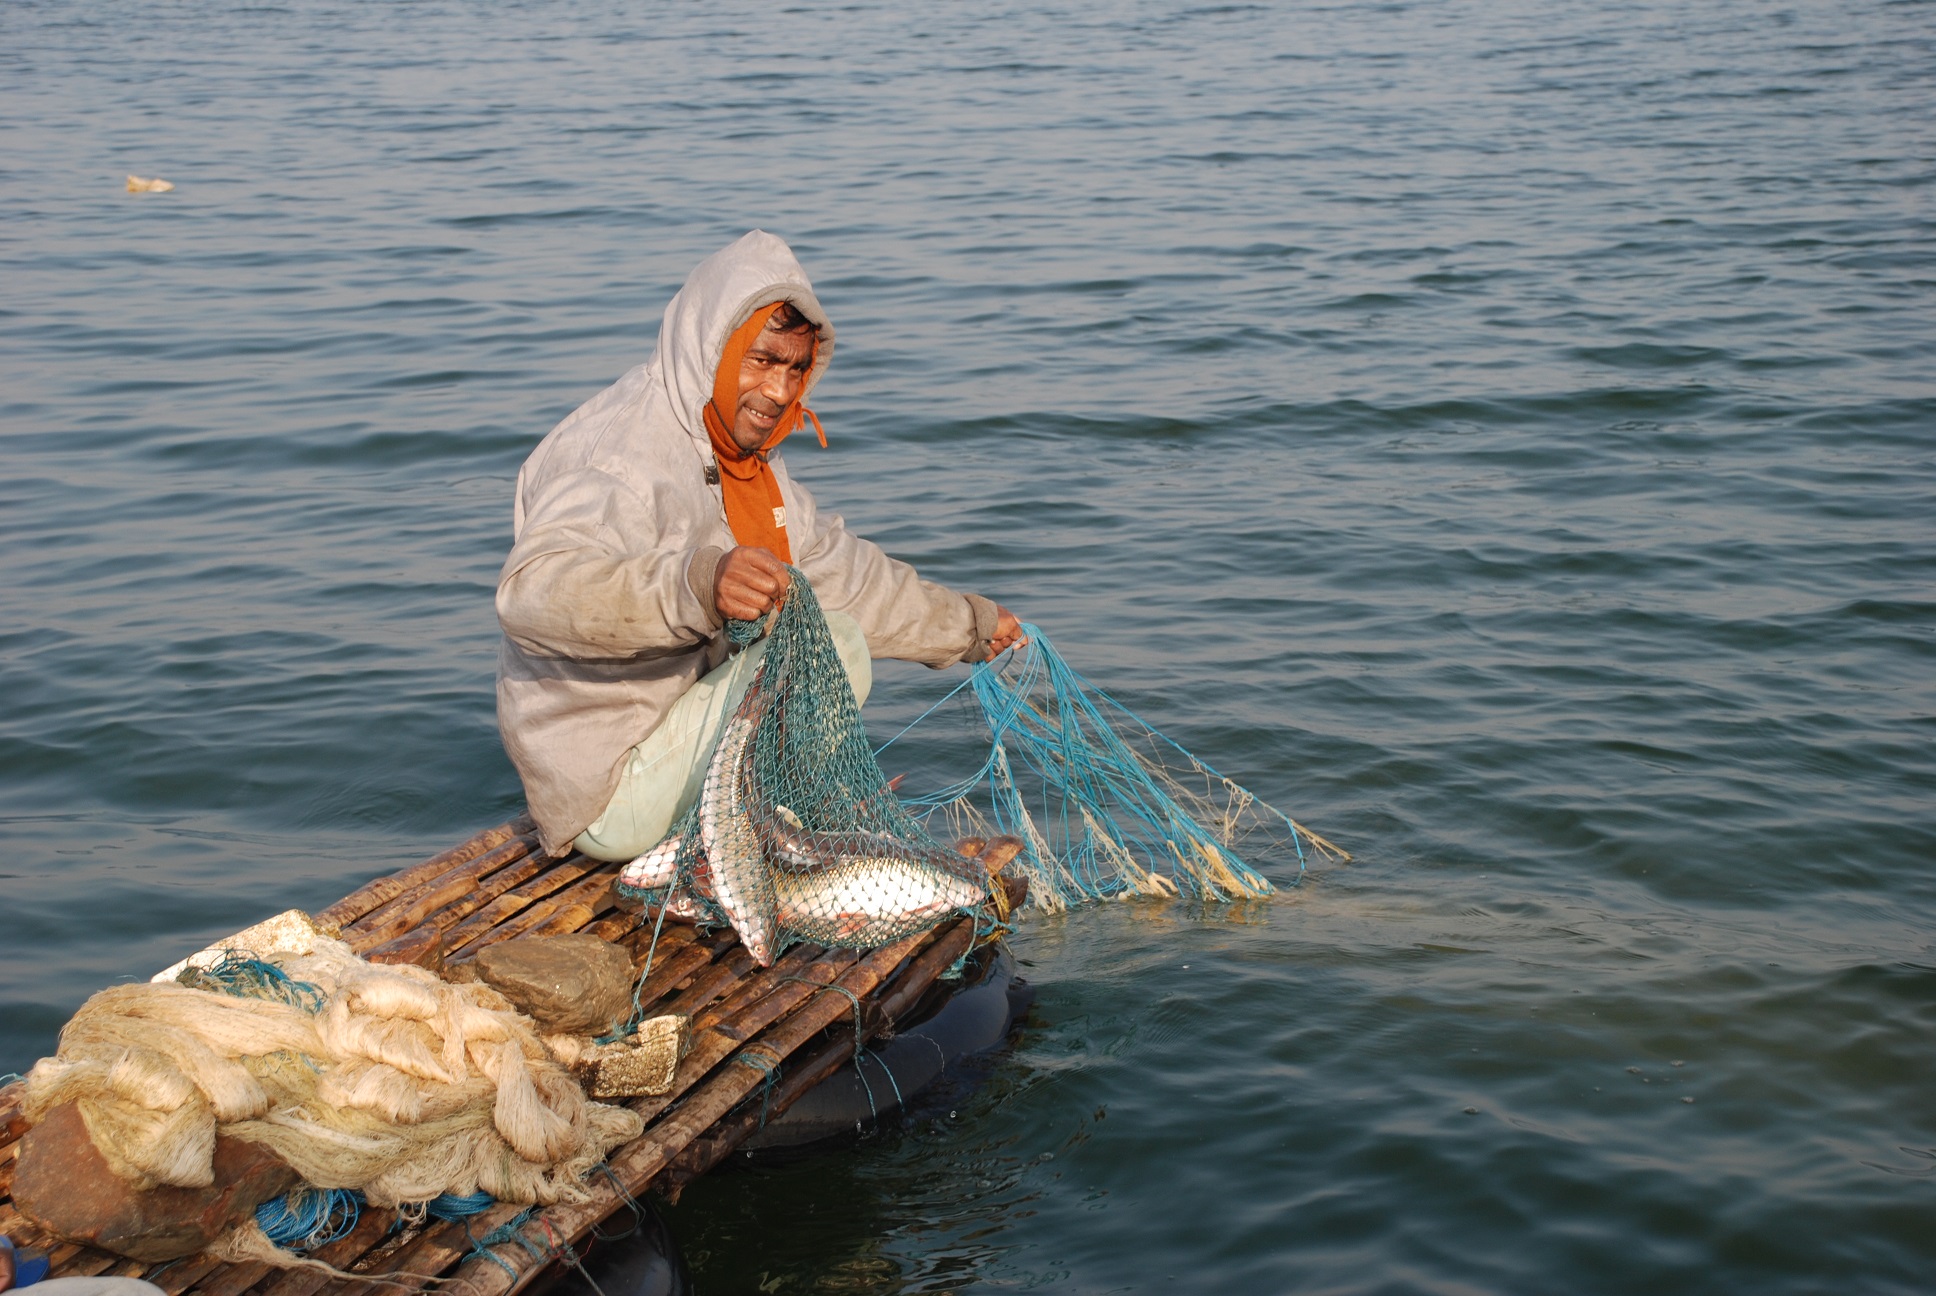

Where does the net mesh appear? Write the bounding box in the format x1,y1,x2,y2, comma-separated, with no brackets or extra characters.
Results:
616,569,994,965
897,623,1350,912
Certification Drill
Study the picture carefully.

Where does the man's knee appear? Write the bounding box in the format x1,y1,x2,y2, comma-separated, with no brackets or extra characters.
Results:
825,611,872,705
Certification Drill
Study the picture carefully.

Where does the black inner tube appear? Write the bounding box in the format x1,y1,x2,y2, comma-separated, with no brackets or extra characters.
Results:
539,945,1031,1296
741,946,1031,1151
534,941,1029,1294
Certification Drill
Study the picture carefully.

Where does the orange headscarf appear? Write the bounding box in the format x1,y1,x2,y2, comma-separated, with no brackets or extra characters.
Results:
701,302,827,564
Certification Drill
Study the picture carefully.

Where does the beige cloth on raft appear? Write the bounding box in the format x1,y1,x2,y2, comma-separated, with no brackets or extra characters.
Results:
22,937,644,1260
496,230,1000,856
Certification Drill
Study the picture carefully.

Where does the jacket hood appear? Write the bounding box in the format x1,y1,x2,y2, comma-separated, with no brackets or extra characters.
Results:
655,230,835,452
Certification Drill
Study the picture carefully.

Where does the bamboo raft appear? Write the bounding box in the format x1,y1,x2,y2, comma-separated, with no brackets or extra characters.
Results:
0,814,1021,1295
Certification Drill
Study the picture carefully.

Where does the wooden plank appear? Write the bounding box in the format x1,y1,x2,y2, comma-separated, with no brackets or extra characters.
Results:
445,932,933,1296
450,868,617,956
316,815,534,930
345,835,543,951
417,851,610,954
251,1206,395,1296
330,1205,523,1296
185,1259,274,1296
659,920,981,1195
147,1253,226,1296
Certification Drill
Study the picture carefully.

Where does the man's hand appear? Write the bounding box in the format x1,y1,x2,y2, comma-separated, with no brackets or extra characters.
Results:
986,605,1026,660
714,545,790,622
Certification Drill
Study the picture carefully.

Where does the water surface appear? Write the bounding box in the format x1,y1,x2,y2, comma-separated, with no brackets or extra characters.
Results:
3,2,1932,1291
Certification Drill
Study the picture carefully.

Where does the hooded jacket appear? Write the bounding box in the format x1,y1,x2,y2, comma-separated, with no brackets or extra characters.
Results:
497,231,998,855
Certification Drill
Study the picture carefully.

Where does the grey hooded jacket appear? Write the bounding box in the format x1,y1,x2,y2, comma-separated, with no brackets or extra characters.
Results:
497,231,998,855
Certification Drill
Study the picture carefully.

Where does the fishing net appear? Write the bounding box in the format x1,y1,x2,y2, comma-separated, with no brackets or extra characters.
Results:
616,569,995,965
895,624,1350,912
20,932,644,1268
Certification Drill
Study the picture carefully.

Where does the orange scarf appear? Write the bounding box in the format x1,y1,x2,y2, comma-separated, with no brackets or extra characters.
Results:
701,302,826,564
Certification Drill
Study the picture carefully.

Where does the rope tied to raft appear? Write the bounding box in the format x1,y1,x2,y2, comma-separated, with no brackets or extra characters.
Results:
851,1046,907,1124
601,901,670,1044
730,1044,784,1127
465,1208,538,1279
780,976,866,1061
588,1163,649,1243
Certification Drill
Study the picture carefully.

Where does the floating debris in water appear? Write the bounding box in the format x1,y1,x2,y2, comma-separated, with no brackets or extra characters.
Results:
126,175,174,193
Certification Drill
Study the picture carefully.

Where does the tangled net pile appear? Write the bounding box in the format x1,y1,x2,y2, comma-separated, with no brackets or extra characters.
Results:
22,939,643,1266
897,623,1350,911
618,570,995,965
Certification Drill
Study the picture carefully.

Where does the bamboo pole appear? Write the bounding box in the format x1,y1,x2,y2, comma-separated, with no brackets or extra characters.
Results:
622,936,722,1013
317,814,534,930
661,919,982,1194
447,932,933,1296
449,865,617,956
345,834,543,948
148,1255,227,1296
327,1203,526,1296
433,852,612,954
253,1208,395,1296
182,1258,273,1296
625,951,863,1128
692,941,828,1030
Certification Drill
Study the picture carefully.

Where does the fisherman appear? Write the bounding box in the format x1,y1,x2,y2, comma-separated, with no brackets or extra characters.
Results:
496,230,1023,861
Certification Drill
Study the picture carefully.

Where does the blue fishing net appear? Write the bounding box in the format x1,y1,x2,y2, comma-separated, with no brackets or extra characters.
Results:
894,624,1350,911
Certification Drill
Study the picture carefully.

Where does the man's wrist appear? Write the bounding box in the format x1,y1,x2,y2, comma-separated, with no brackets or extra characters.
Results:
962,592,1000,663
686,545,727,627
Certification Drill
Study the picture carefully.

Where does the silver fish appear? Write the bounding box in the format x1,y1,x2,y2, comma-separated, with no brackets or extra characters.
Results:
758,803,971,877
697,658,782,964
653,883,714,925
619,834,684,891
772,852,987,948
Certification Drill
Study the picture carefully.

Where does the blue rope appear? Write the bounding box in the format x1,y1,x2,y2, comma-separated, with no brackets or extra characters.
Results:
853,1053,879,1122
730,1048,782,1127
181,950,327,1013
425,1191,496,1221
859,1048,905,1111
465,1207,537,1279
872,671,979,758
600,900,670,1045
589,1163,648,1242
256,1187,360,1251
782,976,865,1060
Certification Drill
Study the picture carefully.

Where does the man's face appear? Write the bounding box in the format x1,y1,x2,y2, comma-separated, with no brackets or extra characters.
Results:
730,323,815,453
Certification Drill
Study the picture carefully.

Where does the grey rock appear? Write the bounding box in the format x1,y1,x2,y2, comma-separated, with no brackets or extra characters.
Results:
469,933,634,1035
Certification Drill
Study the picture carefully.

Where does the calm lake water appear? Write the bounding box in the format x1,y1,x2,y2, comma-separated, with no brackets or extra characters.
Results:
4,1,1933,1291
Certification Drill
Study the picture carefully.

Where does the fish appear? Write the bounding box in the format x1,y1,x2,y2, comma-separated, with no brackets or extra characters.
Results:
619,834,684,891
696,655,784,965
653,884,715,925
758,803,972,878
772,851,987,948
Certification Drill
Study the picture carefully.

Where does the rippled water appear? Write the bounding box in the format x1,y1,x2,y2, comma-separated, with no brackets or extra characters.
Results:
4,1,1932,1290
